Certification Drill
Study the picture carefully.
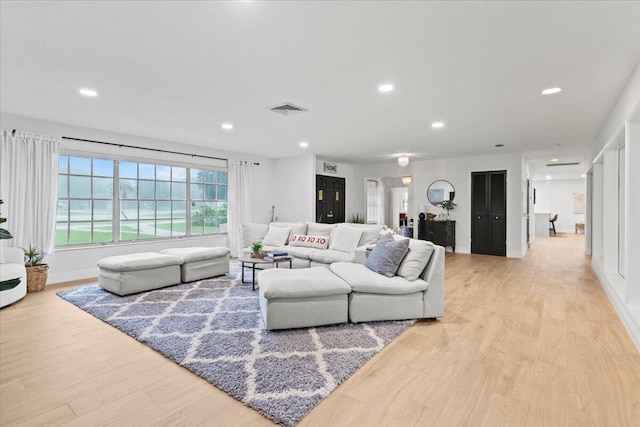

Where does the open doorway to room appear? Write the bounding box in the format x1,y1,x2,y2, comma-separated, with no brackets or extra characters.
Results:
365,176,413,235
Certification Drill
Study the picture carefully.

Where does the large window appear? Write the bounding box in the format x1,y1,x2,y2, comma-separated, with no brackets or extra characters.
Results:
55,155,227,247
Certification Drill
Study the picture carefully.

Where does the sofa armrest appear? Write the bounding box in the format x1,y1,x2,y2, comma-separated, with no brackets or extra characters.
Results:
1,247,24,264
354,243,377,265
422,245,445,318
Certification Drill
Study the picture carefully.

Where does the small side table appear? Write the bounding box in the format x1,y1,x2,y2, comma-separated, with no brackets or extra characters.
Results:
238,256,293,290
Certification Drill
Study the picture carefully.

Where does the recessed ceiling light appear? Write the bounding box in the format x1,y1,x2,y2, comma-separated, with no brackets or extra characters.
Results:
541,87,562,95
546,175,552,180
79,88,98,97
221,123,233,130
431,121,444,129
378,84,394,93
299,141,308,148
551,158,559,162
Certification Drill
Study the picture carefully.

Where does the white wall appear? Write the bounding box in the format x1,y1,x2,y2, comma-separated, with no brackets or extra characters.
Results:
0,112,276,283
533,178,586,233
274,155,316,222
587,59,640,352
352,152,526,257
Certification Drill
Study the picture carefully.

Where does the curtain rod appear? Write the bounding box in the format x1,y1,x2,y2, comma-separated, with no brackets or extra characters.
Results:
60,136,259,165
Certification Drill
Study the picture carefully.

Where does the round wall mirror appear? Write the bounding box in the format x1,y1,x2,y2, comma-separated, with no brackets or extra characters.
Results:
427,180,455,207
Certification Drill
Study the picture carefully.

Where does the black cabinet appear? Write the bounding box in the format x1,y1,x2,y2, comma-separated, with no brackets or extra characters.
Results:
418,220,455,252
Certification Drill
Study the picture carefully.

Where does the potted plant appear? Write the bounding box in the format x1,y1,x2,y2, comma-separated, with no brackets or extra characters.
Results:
441,200,457,220
23,245,48,292
250,242,264,259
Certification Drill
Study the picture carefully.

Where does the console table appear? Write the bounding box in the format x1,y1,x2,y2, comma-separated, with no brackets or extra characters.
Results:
418,219,456,252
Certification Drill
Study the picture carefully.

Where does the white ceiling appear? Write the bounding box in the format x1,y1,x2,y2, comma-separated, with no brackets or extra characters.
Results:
1,1,639,179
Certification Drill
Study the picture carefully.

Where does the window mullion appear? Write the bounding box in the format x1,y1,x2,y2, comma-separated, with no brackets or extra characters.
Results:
114,161,120,243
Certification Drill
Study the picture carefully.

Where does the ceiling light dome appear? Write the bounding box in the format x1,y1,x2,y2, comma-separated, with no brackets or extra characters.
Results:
431,121,444,129
541,87,562,95
221,123,233,130
79,88,98,97
378,84,394,93
397,154,410,167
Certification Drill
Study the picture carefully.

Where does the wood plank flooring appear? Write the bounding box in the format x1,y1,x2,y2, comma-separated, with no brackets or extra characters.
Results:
1,235,639,426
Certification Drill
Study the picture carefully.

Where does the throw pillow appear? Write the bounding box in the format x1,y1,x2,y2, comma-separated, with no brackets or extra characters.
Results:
329,225,363,253
365,237,410,277
270,222,308,242
261,226,291,247
396,241,434,281
288,234,329,249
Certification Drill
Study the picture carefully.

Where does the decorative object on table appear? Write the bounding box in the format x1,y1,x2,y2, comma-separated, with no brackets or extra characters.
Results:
23,244,48,292
266,250,289,260
427,213,437,221
427,179,456,207
440,199,457,220
348,212,365,223
250,241,264,258
57,265,414,427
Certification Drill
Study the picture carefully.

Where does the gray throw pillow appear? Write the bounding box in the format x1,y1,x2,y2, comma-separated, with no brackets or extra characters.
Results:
364,237,410,277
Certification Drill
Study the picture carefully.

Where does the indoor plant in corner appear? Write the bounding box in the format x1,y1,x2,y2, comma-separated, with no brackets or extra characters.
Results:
250,242,265,259
23,245,49,292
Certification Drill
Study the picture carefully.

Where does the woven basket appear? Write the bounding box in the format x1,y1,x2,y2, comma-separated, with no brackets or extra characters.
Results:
26,264,49,292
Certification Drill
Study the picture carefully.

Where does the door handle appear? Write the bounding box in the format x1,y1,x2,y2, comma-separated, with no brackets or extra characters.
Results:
477,216,481,219
495,216,499,220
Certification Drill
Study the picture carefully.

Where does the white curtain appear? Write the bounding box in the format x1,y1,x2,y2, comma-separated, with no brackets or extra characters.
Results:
0,130,60,254
227,160,254,257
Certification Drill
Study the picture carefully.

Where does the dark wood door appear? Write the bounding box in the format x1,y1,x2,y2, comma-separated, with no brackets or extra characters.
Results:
471,171,507,256
316,175,345,224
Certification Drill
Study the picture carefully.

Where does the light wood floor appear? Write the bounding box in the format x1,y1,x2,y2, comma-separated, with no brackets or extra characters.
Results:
1,234,639,426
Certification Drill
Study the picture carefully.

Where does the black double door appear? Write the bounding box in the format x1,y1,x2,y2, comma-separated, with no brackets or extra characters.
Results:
316,175,345,224
471,171,507,256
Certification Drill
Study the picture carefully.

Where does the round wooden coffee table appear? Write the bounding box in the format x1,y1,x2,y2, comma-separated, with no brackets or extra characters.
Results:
238,255,293,290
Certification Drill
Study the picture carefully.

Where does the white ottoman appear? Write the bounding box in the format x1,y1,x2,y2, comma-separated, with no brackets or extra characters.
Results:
97,252,183,296
159,247,230,282
258,267,351,330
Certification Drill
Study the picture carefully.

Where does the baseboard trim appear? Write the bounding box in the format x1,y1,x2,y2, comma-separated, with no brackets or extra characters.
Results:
48,268,97,285
592,257,640,353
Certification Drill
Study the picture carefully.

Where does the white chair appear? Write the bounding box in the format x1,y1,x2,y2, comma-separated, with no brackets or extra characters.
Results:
0,247,27,308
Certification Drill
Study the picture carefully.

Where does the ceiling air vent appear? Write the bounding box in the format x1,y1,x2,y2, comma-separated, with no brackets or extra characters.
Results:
267,102,308,116
545,162,581,167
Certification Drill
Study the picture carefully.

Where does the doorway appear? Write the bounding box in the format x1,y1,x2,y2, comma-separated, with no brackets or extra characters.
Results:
316,175,345,224
471,170,507,256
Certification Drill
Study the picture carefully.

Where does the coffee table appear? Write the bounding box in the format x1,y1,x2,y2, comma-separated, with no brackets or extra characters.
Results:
238,255,293,290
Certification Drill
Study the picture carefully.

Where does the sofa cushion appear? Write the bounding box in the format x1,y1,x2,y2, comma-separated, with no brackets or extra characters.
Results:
329,224,363,253
259,267,351,299
358,226,382,246
289,234,329,249
306,223,337,239
159,247,230,263
309,249,354,264
284,246,319,260
97,252,183,272
396,240,435,281
330,262,428,295
270,222,308,240
364,237,409,277
242,223,269,248
262,226,291,247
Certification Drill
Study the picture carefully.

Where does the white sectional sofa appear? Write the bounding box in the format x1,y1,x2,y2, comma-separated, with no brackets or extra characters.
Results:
242,221,445,329
241,222,382,268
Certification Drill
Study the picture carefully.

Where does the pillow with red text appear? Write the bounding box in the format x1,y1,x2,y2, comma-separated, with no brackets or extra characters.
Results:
288,234,329,249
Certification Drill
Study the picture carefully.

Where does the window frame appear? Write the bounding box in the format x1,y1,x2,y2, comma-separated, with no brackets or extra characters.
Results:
55,150,228,248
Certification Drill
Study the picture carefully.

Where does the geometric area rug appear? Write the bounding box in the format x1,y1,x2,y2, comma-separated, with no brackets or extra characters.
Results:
57,263,415,426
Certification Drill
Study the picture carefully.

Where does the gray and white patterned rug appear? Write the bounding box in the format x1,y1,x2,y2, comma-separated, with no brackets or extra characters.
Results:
57,264,415,426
